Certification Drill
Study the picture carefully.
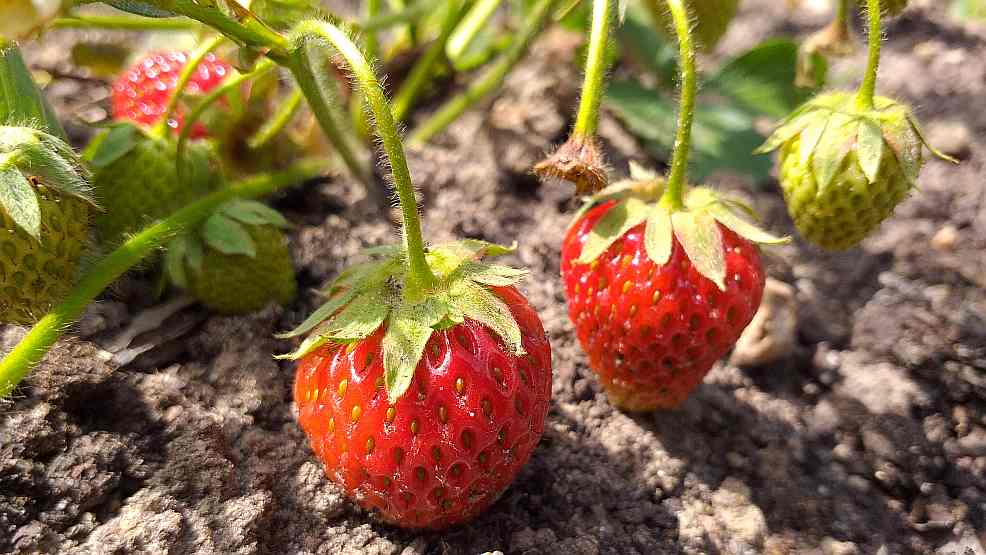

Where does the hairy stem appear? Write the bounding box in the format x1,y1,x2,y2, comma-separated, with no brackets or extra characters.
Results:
0,161,327,398
856,0,882,110
662,0,697,210
154,35,224,139
392,0,467,123
572,0,613,138
407,0,556,147
290,20,437,291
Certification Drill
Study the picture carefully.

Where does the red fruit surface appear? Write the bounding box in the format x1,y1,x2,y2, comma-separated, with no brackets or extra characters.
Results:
294,286,552,529
111,51,231,137
561,201,765,411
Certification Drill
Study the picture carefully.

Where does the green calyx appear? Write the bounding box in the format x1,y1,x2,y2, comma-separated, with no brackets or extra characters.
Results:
165,198,291,288
278,240,528,404
757,91,955,192
570,163,787,290
0,125,95,240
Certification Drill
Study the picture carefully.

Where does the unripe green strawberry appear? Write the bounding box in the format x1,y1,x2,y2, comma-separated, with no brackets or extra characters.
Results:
165,200,296,314
757,91,952,251
0,126,95,324
85,124,219,246
647,0,740,51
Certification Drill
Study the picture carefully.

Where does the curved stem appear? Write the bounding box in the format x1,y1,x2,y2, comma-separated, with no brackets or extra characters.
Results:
856,0,882,110
392,0,466,123
0,160,327,398
662,0,697,210
154,35,225,139
290,20,437,291
177,59,275,170
446,0,501,64
248,88,303,150
290,42,374,186
407,0,556,147
572,0,613,138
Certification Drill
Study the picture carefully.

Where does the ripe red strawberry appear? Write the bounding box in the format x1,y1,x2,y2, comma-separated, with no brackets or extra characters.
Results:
111,51,231,137
286,242,552,529
560,171,783,410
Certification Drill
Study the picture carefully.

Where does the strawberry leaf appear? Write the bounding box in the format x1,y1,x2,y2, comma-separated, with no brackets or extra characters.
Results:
672,210,726,291
0,167,40,239
856,118,884,184
383,301,445,403
643,205,672,266
202,213,256,257
185,236,204,273
576,197,650,264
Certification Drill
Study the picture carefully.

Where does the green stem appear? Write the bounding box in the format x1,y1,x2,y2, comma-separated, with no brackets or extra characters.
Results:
365,0,383,62
359,0,442,33
661,0,697,210
835,0,850,26
154,35,224,139
177,59,275,168
52,14,199,31
446,0,500,63
290,20,437,291
407,0,556,147
289,42,374,186
856,0,882,110
248,88,303,149
163,0,291,63
572,0,613,138
0,160,327,398
392,0,466,122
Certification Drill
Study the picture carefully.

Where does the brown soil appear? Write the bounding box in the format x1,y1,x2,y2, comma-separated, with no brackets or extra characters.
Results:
3,2,985,554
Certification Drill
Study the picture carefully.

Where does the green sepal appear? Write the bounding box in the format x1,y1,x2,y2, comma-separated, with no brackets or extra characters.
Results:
799,118,828,167
855,118,884,184
84,124,139,169
202,212,257,257
221,198,292,228
906,114,958,165
0,44,65,139
575,197,651,264
165,235,190,288
672,210,726,291
812,112,854,191
0,166,40,239
279,239,530,403
685,187,789,246
0,126,94,204
323,285,392,341
643,205,672,266
383,300,445,405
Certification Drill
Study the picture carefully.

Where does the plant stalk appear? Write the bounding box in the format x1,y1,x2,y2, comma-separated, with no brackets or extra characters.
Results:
52,14,199,31
407,0,556,147
392,0,467,123
0,160,327,398
290,21,438,291
661,0,697,210
154,35,225,139
856,0,882,110
572,0,613,138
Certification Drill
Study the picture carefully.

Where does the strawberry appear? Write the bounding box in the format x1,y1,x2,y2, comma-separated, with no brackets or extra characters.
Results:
646,0,740,51
560,167,785,410
0,126,95,324
165,200,296,314
284,241,552,529
111,50,232,138
756,91,954,251
85,123,220,246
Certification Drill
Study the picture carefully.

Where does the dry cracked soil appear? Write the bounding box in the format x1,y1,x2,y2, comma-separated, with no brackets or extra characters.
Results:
2,1,985,553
